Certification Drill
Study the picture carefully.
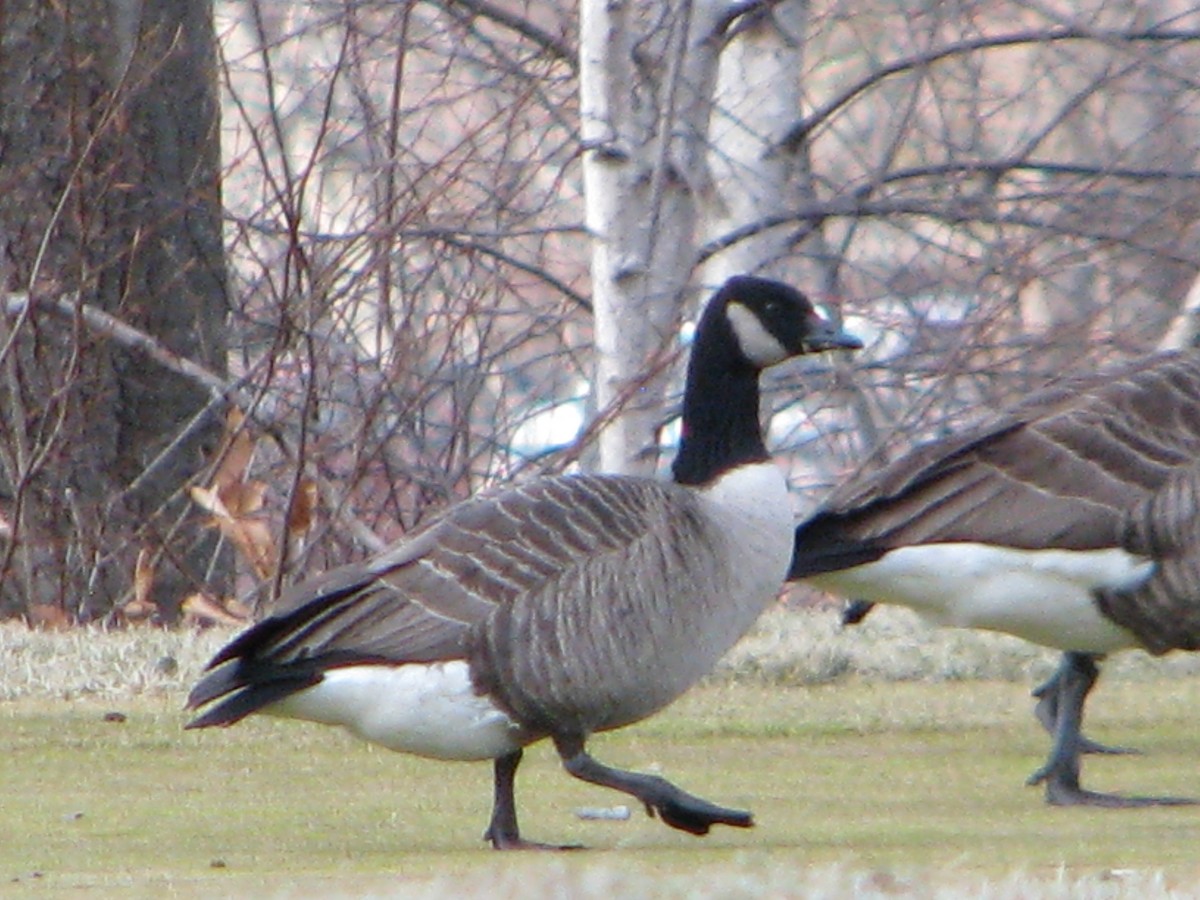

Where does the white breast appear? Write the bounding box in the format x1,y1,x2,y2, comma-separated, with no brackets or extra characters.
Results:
265,661,525,761
699,461,795,612
810,542,1152,653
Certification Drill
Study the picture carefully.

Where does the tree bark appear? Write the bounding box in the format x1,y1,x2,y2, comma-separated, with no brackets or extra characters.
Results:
0,0,228,621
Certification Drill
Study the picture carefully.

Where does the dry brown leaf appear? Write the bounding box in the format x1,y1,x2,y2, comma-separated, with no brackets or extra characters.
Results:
189,484,229,517
133,547,155,607
191,484,276,580
287,479,318,539
211,407,255,495
181,593,250,627
27,603,72,630
221,479,267,517
120,598,158,623
213,514,276,580
190,409,284,582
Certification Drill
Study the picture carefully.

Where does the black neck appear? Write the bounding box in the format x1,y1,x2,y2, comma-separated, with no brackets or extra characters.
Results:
671,352,770,486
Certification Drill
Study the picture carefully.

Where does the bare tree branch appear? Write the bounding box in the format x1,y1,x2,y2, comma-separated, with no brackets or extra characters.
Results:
776,27,1200,153
699,191,1200,267
2,290,389,560
441,0,576,68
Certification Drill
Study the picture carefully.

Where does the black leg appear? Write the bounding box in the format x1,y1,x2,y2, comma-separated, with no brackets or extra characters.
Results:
554,734,753,836
482,750,580,850
841,599,875,626
1026,653,1193,807
1031,653,1137,757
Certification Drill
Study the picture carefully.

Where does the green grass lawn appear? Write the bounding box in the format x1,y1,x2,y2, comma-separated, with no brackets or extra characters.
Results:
4,676,1200,897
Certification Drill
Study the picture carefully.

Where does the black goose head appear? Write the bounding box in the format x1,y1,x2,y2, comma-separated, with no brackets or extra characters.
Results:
673,276,861,485
707,275,863,370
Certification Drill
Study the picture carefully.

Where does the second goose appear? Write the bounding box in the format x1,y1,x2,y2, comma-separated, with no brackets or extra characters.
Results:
187,275,860,849
789,348,1200,807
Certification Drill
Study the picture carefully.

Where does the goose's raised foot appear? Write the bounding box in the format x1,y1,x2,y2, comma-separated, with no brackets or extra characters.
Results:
557,738,753,837
638,786,754,836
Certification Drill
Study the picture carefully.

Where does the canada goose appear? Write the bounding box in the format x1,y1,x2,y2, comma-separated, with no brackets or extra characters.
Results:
187,275,861,849
789,349,1200,807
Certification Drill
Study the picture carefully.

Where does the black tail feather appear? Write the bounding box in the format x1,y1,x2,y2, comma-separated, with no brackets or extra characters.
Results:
790,508,890,579
185,663,246,711
185,660,322,729
788,537,886,579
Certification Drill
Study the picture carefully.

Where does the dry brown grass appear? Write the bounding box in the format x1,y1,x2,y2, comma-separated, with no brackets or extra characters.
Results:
6,604,1200,701
714,604,1200,687
0,621,228,701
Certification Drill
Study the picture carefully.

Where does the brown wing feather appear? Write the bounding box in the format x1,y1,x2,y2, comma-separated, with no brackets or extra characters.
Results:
220,476,663,667
1097,462,1200,653
793,351,1200,574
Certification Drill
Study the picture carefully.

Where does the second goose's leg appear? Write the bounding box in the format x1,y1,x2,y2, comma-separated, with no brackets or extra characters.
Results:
840,599,875,626
554,734,753,836
1031,653,1137,757
483,750,580,850
1027,653,1194,807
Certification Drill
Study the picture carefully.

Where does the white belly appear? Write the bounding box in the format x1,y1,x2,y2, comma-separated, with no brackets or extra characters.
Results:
810,543,1152,653
265,661,525,761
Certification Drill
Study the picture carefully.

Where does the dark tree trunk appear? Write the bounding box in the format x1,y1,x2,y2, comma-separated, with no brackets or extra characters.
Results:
0,0,228,621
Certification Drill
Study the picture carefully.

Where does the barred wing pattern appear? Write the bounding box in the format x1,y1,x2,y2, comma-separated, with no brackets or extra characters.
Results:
189,474,728,735
1100,461,1200,652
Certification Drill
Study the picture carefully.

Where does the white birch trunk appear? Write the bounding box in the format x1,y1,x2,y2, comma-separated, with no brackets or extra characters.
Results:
580,0,727,475
1158,269,1200,351
702,2,810,286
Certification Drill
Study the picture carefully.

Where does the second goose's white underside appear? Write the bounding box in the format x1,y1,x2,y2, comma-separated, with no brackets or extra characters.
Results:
811,542,1153,653
265,661,525,761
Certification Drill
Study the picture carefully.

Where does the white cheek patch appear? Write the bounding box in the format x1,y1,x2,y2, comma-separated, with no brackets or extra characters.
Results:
726,302,789,366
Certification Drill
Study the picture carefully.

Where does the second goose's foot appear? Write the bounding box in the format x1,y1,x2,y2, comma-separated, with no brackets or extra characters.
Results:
1032,653,1138,758
555,735,753,836
1026,653,1195,808
484,750,583,851
1043,772,1196,808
